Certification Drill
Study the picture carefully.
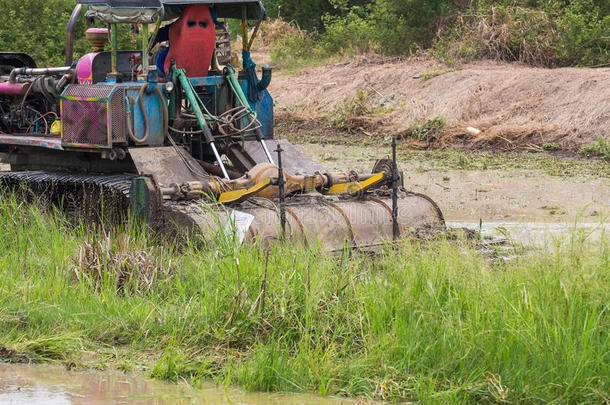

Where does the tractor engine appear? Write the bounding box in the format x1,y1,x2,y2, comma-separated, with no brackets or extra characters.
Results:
0,53,70,134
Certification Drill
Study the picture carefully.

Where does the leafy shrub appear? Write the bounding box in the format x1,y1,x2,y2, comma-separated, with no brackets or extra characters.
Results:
321,10,380,55
0,0,143,66
321,0,454,56
270,31,329,68
554,1,610,66
410,116,448,142
329,89,374,125
579,137,610,160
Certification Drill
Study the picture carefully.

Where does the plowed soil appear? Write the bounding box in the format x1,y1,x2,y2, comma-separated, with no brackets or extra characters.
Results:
269,55,610,153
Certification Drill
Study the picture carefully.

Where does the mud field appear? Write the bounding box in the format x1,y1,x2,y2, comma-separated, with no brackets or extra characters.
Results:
296,143,608,223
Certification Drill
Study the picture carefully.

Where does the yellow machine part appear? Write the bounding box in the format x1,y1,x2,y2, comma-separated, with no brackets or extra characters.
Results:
50,120,62,136
218,178,272,204
326,172,385,195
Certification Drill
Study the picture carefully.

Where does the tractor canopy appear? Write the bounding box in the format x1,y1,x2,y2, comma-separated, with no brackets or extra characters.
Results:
77,0,266,23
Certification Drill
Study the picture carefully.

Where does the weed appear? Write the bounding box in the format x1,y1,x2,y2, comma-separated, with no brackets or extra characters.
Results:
409,116,448,142
579,137,610,160
0,196,608,403
542,142,560,151
329,90,374,126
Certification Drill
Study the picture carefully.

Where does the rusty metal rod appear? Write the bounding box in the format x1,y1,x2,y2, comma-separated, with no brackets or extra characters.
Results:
392,137,399,241
196,159,242,179
276,144,286,238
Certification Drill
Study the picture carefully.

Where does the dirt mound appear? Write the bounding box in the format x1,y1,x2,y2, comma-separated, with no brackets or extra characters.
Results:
269,56,610,152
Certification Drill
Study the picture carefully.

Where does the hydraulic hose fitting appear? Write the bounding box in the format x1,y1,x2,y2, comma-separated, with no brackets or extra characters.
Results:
258,66,272,92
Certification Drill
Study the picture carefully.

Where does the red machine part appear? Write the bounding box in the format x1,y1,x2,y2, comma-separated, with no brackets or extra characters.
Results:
0,82,30,95
164,4,216,77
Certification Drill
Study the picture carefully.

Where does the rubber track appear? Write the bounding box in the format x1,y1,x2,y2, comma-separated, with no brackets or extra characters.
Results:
0,171,132,195
0,171,134,222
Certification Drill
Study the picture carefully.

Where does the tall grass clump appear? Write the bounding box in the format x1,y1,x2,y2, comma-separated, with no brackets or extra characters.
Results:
433,1,609,67
0,194,608,403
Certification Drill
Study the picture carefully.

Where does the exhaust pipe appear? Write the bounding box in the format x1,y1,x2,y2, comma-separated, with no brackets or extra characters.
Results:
9,67,72,84
65,4,83,67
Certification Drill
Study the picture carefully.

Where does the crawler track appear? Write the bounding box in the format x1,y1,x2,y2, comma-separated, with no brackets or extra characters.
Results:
0,171,133,223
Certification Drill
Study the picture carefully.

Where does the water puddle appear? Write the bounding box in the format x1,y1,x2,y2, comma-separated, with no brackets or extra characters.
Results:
0,364,370,405
447,221,607,247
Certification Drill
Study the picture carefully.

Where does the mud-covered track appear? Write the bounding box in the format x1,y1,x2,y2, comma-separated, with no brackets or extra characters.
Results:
0,171,134,223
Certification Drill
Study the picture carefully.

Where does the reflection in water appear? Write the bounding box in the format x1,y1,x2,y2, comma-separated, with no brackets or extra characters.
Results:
0,364,368,405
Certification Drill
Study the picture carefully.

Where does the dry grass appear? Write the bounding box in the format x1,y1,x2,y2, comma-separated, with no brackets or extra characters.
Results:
258,19,305,48
71,233,173,294
235,18,305,51
270,56,610,153
435,6,560,67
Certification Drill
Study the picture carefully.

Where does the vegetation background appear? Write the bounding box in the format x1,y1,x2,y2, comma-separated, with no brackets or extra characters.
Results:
263,0,609,67
0,0,607,67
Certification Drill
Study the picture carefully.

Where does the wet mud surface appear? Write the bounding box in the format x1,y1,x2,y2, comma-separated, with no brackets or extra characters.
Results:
0,364,376,405
299,143,609,223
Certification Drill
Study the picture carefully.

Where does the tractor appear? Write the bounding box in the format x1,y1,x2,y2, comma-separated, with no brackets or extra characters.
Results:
0,0,444,250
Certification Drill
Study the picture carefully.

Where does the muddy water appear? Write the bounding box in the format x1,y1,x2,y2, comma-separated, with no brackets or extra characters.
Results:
447,221,607,247
0,364,370,405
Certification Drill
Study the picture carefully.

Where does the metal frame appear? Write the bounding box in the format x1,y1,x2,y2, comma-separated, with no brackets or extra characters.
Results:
76,0,266,20
59,85,122,149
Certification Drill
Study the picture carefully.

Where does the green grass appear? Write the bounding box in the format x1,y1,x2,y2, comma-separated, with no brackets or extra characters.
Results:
409,116,448,142
0,195,608,403
580,138,610,161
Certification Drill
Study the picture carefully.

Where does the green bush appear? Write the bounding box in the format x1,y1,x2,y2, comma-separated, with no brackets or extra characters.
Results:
433,0,609,66
0,0,142,66
554,1,610,66
321,0,454,56
269,31,330,68
0,0,86,66
579,137,610,160
268,0,608,67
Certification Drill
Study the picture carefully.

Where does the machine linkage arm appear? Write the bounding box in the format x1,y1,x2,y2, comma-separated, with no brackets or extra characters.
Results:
173,68,231,180
223,65,274,164
160,162,386,203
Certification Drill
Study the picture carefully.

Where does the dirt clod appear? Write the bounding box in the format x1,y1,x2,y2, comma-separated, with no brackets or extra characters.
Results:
0,346,26,363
